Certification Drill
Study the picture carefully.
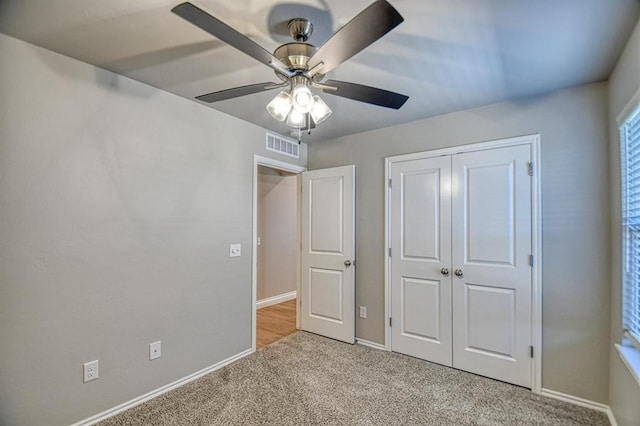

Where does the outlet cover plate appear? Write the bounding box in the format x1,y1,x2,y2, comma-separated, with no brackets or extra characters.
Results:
150,341,161,360
359,306,367,319
83,360,99,383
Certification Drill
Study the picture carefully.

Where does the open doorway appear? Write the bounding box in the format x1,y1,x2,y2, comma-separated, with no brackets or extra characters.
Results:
252,156,305,350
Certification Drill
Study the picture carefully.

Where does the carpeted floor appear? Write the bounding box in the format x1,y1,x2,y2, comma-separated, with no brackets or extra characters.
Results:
99,332,609,425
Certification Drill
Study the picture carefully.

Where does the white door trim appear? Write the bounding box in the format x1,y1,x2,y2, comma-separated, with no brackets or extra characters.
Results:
384,134,542,393
252,155,306,352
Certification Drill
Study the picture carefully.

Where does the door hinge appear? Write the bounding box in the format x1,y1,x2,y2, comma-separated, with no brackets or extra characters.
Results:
388,178,392,189
530,345,534,358
389,317,392,327
528,162,534,176
529,254,534,267
388,247,392,257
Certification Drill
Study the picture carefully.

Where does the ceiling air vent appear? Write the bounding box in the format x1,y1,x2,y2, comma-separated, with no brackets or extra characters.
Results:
266,132,299,159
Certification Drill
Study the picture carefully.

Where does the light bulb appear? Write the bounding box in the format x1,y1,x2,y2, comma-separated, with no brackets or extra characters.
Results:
266,91,292,121
291,84,314,113
286,109,306,128
310,95,332,124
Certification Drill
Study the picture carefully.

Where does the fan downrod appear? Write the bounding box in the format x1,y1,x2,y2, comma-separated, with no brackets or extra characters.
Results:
288,18,313,42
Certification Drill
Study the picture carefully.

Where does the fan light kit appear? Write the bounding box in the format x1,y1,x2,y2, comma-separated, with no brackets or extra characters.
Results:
268,81,332,128
172,0,409,139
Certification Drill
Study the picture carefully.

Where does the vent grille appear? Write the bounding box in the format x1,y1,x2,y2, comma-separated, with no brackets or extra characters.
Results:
266,132,299,158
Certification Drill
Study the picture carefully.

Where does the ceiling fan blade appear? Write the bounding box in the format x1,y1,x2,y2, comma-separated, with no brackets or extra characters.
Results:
306,0,404,76
172,2,291,74
196,82,278,103
323,80,408,109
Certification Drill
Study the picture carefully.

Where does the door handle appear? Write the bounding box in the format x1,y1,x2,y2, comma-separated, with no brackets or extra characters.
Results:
344,260,352,268
440,267,449,276
454,269,463,278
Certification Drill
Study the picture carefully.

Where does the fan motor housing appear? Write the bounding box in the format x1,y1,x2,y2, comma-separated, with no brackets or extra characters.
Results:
273,42,325,81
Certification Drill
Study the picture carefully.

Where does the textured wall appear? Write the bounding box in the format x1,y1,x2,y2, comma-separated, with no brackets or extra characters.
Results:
607,15,640,426
0,34,306,425
309,82,611,404
257,168,297,301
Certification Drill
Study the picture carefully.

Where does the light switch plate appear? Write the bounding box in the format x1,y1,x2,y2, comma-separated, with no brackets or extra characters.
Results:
229,243,241,257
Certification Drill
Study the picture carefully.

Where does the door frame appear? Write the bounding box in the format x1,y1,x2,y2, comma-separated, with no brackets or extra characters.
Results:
252,155,306,352
384,134,542,393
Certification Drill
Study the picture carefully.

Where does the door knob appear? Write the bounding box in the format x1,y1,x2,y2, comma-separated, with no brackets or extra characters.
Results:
344,260,352,268
440,267,449,276
454,269,463,277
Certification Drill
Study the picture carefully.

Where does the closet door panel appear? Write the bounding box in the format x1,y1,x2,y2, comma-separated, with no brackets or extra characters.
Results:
451,145,532,387
390,157,452,366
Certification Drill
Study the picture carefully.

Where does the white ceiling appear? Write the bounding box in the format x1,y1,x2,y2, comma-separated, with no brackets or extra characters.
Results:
1,0,639,142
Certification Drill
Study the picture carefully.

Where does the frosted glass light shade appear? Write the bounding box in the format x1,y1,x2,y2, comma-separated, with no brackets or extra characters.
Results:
291,84,314,113
266,91,292,121
310,95,332,124
286,109,306,128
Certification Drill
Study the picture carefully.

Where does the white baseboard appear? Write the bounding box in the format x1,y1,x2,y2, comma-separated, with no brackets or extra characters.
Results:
71,348,254,426
540,388,614,424
356,338,387,351
256,291,296,310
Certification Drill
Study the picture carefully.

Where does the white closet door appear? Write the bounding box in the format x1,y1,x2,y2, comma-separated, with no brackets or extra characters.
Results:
390,157,452,365
451,145,532,387
301,165,356,344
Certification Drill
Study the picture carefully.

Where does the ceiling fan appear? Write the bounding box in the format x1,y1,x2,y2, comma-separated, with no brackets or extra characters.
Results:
171,1,409,134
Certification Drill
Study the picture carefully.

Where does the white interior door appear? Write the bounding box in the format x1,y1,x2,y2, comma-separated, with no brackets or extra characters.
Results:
388,143,533,388
301,165,355,343
390,157,452,365
451,145,532,387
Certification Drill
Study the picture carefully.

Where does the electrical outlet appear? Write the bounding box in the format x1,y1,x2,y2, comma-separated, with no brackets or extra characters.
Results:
83,360,99,383
359,306,367,319
229,243,241,257
257,237,261,246
150,341,161,360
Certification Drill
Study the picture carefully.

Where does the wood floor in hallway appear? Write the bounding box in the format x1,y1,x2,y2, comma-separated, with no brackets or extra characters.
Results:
256,299,297,349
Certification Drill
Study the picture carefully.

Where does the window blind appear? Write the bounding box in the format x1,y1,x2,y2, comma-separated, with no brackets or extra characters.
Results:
621,103,640,350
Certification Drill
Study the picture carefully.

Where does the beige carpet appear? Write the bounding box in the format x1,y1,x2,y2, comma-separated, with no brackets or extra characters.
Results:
99,332,609,425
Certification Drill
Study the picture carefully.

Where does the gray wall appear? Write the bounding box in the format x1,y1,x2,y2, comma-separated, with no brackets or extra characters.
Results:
0,34,306,426
257,167,297,301
607,15,640,426
309,82,611,403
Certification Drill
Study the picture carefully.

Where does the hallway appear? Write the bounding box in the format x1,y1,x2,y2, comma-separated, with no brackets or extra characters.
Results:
256,299,297,349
